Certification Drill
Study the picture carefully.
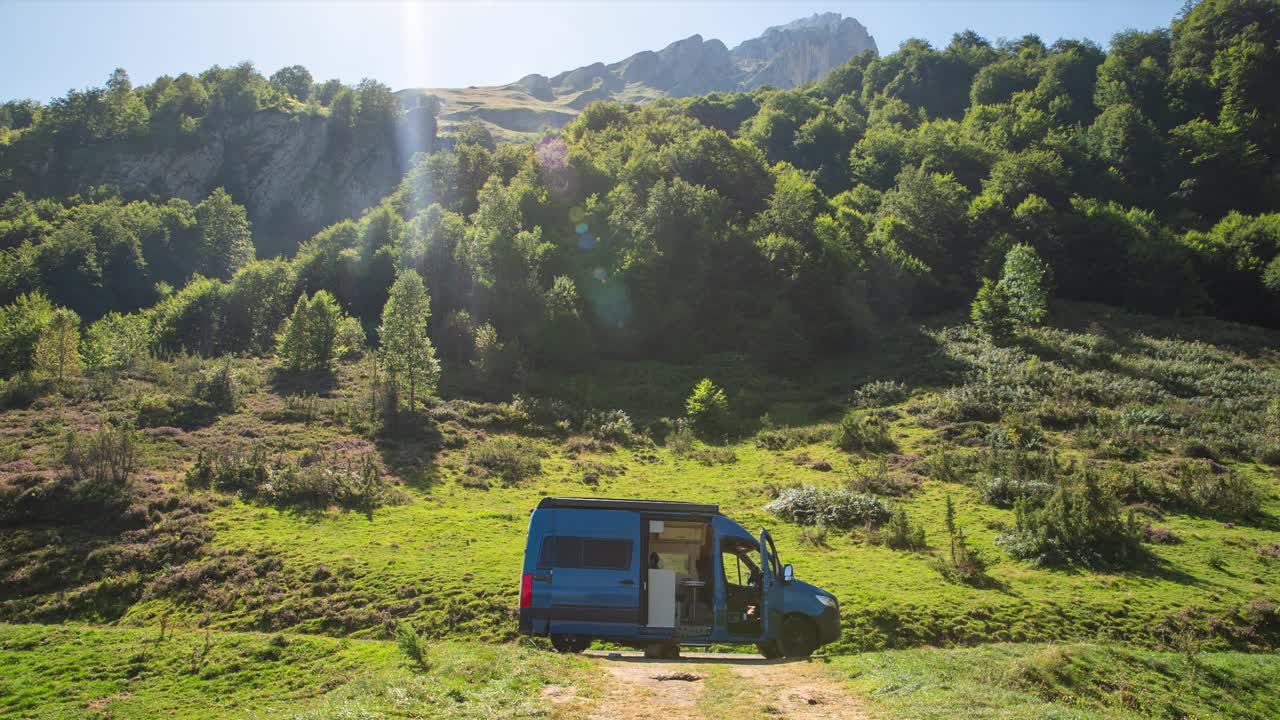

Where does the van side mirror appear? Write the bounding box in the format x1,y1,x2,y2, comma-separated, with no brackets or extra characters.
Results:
782,564,794,583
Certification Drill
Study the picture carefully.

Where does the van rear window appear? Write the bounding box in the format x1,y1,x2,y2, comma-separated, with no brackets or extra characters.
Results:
539,536,632,570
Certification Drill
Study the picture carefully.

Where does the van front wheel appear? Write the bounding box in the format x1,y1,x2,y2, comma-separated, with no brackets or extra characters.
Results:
781,616,818,658
550,634,591,654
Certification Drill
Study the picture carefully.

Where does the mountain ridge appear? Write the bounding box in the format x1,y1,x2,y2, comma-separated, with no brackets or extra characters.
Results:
403,13,877,140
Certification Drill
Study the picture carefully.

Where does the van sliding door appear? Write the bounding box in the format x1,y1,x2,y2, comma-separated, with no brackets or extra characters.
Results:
543,518,641,633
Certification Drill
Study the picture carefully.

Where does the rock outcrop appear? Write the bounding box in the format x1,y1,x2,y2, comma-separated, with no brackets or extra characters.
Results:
404,13,877,141
3,109,436,255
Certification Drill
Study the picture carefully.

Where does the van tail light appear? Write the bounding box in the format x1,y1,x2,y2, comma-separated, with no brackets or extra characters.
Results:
519,573,533,608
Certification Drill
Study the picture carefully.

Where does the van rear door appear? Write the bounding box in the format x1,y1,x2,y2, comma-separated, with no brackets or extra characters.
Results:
542,517,641,633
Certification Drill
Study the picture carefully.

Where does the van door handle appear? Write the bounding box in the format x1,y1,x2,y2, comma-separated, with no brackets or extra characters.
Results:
532,573,552,582
620,579,635,585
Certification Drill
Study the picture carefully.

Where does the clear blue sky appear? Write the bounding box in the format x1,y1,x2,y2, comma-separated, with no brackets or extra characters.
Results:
2,1,1186,101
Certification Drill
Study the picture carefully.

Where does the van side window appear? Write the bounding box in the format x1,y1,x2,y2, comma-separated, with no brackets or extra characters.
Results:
538,536,632,570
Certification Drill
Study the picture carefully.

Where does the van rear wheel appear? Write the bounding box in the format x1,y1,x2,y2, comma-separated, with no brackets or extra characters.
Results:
550,634,591,653
781,616,818,658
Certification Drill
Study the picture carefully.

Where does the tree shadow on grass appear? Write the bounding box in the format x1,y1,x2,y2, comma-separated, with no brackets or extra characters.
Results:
375,410,446,495
267,369,338,397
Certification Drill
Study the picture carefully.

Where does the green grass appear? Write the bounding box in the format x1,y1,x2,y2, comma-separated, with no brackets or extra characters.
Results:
0,623,592,719
829,643,1280,719
3,302,1279,656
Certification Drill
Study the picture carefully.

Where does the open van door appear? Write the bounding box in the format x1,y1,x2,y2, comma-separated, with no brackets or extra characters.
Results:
759,529,784,643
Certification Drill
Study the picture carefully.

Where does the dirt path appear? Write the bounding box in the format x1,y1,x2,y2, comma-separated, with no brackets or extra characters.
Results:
549,651,868,720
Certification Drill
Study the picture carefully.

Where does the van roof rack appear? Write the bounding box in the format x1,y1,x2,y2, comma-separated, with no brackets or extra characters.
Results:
537,497,720,514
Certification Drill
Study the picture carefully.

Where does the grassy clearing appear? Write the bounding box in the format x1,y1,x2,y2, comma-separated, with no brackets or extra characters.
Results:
830,643,1280,719
0,623,593,719
2,303,1279,654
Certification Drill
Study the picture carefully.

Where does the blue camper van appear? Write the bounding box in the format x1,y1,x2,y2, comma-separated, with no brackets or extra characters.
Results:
518,497,840,658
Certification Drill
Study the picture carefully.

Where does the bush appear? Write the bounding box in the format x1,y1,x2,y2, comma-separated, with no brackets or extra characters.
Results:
850,380,907,408
396,622,430,670
834,410,896,453
136,393,215,428
978,475,1057,508
764,486,892,529
1261,446,1280,467
582,409,639,445
466,437,542,485
798,526,829,548
336,316,367,358
876,508,927,550
685,378,729,438
192,361,239,413
688,447,737,466
185,446,390,510
754,425,832,450
1119,461,1262,521
63,422,138,491
666,419,695,457
996,472,1141,567
847,464,920,497
971,277,1014,343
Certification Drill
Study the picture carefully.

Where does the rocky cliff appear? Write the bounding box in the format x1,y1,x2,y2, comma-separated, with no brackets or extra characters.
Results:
3,107,436,256
404,13,876,141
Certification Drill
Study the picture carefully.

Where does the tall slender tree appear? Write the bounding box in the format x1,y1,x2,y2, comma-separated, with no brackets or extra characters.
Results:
33,308,82,383
378,271,440,411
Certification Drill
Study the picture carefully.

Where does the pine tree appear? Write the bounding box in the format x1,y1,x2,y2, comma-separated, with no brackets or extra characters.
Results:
276,295,311,372
33,308,82,383
378,271,440,411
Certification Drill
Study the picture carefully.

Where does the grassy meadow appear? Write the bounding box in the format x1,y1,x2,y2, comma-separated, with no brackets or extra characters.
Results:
2,301,1280,716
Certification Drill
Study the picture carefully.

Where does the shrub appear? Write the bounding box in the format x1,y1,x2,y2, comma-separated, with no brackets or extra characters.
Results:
921,449,962,484
1000,243,1050,325
396,622,430,670
582,409,638,445
1118,461,1262,520
336,316,367,358
850,380,907,408
136,393,215,428
978,475,1057,509
798,526,829,548
934,498,991,586
833,410,895,453
1262,446,1280,467
970,277,1014,343
688,447,737,466
755,425,832,450
466,437,542,485
996,472,1141,567
1143,525,1183,544
666,419,695,457
192,361,239,413
986,418,1045,450
63,422,138,490
83,312,152,373
0,372,48,409
877,508,927,550
685,378,729,438
764,486,892,529
847,463,920,497
185,446,389,510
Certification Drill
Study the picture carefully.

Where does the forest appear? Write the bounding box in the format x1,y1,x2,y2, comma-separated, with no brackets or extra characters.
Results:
0,0,1277,385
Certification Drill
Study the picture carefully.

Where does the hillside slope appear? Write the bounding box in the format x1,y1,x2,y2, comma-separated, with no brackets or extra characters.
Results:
2,303,1277,654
